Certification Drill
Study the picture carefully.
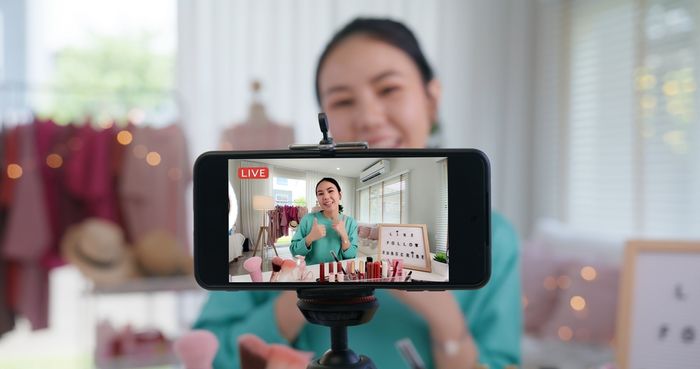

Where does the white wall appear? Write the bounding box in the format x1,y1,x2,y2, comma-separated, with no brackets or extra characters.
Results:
356,158,442,250
178,0,538,238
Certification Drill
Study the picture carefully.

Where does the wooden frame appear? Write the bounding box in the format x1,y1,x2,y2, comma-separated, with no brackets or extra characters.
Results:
377,224,432,272
616,240,700,369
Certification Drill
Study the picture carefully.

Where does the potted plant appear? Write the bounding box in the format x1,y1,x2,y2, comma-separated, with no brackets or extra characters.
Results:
431,251,448,276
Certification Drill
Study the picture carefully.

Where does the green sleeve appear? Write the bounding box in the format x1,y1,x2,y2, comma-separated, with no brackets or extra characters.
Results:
193,291,286,369
339,215,358,259
458,212,522,368
290,213,312,257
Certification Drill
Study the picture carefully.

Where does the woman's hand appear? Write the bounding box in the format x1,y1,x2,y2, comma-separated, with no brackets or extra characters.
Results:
238,333,312,369
306,218,326,244
390,290,478,369
331,217,349,246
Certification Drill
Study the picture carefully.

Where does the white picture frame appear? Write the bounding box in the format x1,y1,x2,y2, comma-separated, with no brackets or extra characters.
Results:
377,224,431,272
616,240,700,369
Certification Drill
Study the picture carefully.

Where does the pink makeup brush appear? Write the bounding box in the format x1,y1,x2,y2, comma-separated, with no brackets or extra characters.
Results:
173,330,219,369
243,257,263,282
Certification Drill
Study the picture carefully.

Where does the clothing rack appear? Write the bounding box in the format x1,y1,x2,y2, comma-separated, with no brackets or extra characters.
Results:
0,81,186,128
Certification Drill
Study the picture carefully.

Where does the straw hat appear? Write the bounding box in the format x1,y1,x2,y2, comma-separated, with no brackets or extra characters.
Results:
133,230,193,276
61,219,139,285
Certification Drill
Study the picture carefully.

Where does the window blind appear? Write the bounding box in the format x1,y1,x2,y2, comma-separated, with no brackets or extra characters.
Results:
565,0,700,238
435,160,448,253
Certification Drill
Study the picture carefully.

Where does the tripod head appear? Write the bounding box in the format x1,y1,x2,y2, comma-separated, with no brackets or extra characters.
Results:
289,113,368,153
290,113,376,368
296,288,378,369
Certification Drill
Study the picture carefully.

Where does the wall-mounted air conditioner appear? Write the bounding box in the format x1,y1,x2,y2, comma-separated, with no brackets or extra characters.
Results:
360,160,390,183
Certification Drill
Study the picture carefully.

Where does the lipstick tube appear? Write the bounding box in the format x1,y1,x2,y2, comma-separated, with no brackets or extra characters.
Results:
328,262,334,274
319,262,325,282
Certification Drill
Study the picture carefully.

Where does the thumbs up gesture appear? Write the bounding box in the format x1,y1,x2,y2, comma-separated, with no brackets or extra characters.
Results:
307,217,326,243
331,216,348,240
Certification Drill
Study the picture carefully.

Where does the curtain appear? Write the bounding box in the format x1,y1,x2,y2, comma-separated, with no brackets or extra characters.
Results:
239,160,272,241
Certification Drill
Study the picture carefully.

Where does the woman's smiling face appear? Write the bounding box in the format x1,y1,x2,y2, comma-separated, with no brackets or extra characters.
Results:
316,180,341,212
318,35,440,148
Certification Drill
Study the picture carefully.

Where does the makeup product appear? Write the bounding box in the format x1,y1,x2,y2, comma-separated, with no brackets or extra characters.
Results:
396,259,404,276
346,260,353,274
382,260,389,278
319,261,325,282
365,257,373,275
330,251,347,275
404,271,413,282
337,261,343,275
328,261,334,274
391,260,399,279
270,257,284,282
359,260,365,275
374,261,381,279
243,257,263,282
337,273,344,282
395,338,426,369
328,273,335,283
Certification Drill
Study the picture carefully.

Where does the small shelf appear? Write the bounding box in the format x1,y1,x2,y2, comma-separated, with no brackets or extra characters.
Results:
96,352,178,369
90,276,201,295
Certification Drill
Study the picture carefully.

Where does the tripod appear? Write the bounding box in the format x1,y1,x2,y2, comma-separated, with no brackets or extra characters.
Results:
296,288,378,369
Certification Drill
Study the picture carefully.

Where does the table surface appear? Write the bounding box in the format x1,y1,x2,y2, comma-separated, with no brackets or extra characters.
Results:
229,257,448,283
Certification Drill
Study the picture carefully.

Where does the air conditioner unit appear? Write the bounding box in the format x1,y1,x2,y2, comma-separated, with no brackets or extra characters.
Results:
360,160,390,183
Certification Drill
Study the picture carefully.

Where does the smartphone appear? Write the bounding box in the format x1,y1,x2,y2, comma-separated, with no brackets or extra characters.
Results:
194,149,490,290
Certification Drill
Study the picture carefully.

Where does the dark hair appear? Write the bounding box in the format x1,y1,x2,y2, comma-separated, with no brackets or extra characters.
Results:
314,17,435,105
315,177,344,213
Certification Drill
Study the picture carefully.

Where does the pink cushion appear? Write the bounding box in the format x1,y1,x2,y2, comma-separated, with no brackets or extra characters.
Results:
539,260,619,344
358,226,370,239
368,226,379,240
521,241,563,335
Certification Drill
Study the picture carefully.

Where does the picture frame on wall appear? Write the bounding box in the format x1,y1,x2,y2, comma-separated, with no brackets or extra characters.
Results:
616,240,700,369
377,224,431,272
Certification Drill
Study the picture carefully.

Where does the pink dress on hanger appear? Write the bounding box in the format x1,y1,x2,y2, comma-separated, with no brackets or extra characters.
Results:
119,124,191,249
1,124,51,330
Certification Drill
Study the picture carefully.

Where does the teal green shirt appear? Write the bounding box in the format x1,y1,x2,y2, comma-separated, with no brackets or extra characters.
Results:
289,212,358,265
194,213,521,369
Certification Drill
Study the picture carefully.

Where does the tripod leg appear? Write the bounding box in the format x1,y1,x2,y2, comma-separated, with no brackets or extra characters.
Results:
253,227,264,257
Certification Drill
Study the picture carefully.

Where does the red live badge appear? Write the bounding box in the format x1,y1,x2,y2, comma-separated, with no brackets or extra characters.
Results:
238,167,269,179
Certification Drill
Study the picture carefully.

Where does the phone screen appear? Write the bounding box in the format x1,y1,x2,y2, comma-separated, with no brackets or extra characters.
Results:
227,157,449,284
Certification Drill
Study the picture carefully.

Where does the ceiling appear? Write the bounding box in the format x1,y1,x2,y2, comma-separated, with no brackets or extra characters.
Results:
256,158,379,177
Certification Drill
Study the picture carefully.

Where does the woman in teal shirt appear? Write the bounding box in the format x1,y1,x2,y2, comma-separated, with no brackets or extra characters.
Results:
289,177,358,265
195,18,521,369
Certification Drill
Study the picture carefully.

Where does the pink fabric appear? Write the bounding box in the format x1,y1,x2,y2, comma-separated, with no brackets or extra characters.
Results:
0,125,51,330
539,260,619,344
2,124,51,260
520,241,563,335
368,226,379,240
358,225,370,239
66,124,120,222
119,124,191,248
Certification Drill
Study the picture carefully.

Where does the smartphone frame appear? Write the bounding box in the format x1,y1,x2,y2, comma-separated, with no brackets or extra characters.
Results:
194,149,491,290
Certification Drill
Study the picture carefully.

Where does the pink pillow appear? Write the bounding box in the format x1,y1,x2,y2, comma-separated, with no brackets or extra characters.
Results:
358,226,370,239
521,242,564,335
539,261,619,344
368,226,379,240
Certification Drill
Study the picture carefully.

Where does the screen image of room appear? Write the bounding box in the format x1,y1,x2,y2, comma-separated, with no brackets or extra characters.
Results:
226,157,449,283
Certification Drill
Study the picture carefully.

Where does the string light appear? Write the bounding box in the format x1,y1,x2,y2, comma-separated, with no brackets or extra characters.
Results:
146,152,161,166
558,326,573,341
581,266,597,281
46,154,63,169
117,131,133,145
7,164,23,179
570,295,586,311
